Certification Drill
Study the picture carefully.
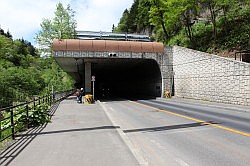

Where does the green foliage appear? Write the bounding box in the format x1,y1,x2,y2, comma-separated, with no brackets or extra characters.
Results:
0,29,12,39
127,0,139,33
114,9,130,32
115,0,153,34
28,104,50,127
0,67,45,106
115,0,250,52
149,0,169,41
13,39,37,57
168,29,190,47
0,34,15,60
35,2,77,54
137,0,153,34
0,103,50,141
0,32,74,108
40,57,74,93
0,3,76,107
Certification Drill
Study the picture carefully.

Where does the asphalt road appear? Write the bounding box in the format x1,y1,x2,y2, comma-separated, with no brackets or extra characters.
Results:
100,98,250,166
1,97,249,166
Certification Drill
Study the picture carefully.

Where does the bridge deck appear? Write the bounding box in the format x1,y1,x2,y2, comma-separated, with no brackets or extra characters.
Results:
0,96,138,166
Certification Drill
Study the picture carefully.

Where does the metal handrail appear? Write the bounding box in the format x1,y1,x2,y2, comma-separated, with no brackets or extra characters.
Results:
0,89,75,142
76,31,150,42
235,50,250,62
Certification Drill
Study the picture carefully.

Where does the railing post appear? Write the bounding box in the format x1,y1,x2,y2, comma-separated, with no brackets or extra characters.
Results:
38,97,41,105
0,112,2,139
52,93,53,104
47,95,49,105
51,93,53,105
54,93,56,101
42,96,44,104
26,101,29,129
33,98,36,110
10,108,15,140
49,95,51,106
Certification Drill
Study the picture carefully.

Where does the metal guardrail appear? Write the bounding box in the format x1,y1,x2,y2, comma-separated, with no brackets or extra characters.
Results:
0,89,75,142
76,31,151,42
235,50,250,63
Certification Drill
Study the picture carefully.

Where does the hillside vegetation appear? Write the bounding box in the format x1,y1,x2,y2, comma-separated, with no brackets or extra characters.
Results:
114,0,250,54
0,29,74,108
0,2,76,108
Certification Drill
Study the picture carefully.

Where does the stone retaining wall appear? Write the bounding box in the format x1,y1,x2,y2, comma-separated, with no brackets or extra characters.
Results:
171,46,250,106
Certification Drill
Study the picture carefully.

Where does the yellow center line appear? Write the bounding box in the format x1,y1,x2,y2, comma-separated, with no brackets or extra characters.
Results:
130,101,250,137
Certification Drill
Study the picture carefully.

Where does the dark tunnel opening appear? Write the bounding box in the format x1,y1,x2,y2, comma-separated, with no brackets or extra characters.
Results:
88,58,162,100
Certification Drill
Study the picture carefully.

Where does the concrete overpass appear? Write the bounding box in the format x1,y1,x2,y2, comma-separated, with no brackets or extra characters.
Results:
52,39,170,98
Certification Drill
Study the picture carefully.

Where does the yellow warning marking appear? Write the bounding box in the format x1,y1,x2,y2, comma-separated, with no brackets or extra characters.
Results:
130,101,250,137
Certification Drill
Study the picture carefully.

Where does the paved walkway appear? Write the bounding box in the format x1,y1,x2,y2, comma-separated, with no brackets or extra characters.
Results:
0,96,138,166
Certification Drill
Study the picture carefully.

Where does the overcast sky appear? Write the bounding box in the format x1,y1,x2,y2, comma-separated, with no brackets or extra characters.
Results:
0,0,134,45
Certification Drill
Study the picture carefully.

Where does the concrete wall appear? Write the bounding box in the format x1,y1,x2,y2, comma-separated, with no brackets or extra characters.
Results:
170,46,250,106
161,47,174,97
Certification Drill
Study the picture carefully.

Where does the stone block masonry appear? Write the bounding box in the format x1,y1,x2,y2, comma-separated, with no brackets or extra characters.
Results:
170,46,250,106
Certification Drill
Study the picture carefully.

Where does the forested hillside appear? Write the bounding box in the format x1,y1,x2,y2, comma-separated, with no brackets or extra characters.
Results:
0,28,74,107
114,0,250,54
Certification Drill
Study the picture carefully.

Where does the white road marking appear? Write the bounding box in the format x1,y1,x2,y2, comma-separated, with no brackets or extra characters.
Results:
175,158,190,166
98,101,148,166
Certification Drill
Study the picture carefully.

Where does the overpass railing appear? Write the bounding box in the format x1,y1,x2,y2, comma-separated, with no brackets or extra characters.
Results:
76,31,151,42
0,89,75,142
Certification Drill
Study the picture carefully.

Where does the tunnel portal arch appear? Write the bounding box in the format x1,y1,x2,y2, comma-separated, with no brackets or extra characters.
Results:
53,39,171,99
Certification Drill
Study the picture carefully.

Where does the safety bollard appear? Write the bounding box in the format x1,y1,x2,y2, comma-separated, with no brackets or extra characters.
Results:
165,90,171,98
84,94,94,104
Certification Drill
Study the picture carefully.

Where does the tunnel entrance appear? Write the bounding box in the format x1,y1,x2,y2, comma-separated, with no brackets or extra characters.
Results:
53,39,165,100
86,58,162,100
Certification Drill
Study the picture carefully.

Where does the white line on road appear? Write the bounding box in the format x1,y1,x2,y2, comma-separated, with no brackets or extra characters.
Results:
98,101,148,166
175,158,190,166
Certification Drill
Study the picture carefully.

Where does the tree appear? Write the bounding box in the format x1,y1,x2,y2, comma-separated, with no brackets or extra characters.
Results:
198,0,220,40
137,0,153,34
166,0,198,43
35,2,77,55
115,9,130,33
40,57,74,92
0,28,74,108
149,0,169,41
0,34,13,60
112,24,115,32
127,0,139,33
0,28,5,36
5,30,12,39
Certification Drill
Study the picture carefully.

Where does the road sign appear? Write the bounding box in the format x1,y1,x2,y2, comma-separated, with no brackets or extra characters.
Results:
91,76,95,82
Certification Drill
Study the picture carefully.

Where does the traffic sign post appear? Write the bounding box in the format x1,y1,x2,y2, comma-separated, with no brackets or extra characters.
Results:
91,76,95,100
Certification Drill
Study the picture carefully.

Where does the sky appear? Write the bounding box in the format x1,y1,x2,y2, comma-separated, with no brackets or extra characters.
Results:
0,0,134,45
